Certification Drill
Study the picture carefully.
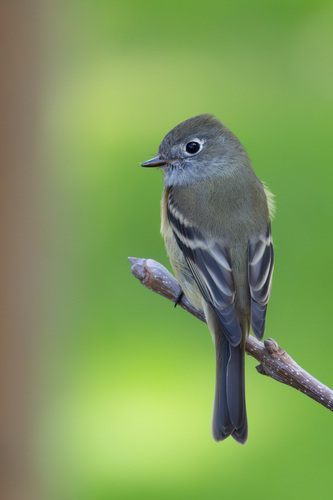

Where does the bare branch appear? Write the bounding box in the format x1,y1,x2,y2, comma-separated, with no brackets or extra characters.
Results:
129,257,333,412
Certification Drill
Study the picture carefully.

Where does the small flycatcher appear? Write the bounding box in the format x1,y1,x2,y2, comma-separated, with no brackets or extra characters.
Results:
141,114,274,444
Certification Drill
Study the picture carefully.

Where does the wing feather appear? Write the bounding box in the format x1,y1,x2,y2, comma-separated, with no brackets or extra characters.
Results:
248,223,274,339
167,191,242,346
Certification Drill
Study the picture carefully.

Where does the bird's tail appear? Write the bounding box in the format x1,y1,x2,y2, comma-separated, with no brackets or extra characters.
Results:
207,309,248,444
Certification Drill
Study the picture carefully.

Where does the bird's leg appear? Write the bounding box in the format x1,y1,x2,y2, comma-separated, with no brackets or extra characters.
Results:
174,286,184,308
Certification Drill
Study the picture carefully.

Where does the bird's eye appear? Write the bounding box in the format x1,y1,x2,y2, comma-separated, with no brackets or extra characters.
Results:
185,141,201,154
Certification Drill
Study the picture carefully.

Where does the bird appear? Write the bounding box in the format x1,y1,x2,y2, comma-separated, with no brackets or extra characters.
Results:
141,114,274,444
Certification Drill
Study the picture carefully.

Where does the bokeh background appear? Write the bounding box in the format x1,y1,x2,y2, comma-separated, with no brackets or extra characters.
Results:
3,1,333,499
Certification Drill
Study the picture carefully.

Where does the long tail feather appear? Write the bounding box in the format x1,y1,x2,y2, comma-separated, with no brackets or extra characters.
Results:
209,310,248,444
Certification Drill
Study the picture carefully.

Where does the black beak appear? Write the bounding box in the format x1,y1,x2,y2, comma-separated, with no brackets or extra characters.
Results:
141,155,172,168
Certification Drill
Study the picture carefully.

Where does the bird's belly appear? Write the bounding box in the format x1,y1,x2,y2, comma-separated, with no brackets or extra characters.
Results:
163,225,204,311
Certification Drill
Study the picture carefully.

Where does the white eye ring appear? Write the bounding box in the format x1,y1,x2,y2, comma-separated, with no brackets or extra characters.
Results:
184,138,205,156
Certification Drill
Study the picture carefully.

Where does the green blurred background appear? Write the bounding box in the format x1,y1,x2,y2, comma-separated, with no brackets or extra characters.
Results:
37,0,333,498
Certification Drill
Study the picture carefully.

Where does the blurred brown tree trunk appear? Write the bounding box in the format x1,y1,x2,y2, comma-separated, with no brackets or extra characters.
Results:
0,2,42,499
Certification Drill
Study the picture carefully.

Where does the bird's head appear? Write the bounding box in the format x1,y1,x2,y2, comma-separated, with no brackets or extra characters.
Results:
141,114,250,186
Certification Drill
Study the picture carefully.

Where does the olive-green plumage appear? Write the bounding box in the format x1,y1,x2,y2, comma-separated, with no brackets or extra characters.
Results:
142,114,274,444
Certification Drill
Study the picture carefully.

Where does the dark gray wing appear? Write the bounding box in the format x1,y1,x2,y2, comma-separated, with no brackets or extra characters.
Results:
167,192,242,346
248,222,274,340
